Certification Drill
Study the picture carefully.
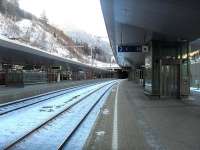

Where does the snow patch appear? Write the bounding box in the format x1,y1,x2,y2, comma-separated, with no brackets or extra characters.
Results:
96,131,106,136
102,108,110,115
0,13,117,68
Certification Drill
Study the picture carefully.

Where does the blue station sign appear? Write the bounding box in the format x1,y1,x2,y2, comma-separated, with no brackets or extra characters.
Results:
118,45,142,52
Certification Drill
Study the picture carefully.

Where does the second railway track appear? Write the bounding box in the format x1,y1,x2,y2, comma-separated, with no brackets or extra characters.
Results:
0,80,110,116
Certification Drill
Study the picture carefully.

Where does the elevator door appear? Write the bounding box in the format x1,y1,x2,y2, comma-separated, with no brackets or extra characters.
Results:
161,64,180,97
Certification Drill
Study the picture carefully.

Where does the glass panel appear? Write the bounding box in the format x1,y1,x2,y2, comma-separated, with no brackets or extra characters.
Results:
144,51,152,93
190,49,200,89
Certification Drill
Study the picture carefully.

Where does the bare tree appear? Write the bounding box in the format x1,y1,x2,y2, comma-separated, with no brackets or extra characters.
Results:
32,31,46,50
49,38,56,53
4,15,20,39
23,24,33,43
39,31,47,49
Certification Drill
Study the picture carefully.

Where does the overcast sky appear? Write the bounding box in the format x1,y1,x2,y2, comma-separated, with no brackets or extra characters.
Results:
19,0,108,38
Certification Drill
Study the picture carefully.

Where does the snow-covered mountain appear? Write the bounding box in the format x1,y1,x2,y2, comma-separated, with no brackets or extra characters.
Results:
0,10,117,68
0,13,72,58
66,30,113,56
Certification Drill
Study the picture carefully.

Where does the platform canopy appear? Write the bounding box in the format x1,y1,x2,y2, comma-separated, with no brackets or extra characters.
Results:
101,0,200,67
0,36,108,72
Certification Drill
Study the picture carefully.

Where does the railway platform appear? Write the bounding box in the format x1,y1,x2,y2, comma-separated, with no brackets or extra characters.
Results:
86,80,200,150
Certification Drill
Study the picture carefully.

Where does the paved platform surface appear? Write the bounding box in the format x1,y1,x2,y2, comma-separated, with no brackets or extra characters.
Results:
86,80,200,150
0,79,110,104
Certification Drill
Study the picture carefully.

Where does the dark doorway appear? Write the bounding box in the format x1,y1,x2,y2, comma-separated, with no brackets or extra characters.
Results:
160,59,180,98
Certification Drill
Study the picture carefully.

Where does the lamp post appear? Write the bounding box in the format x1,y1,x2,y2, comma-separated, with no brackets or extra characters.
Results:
90,47,94,79
110,56,112,78
91,47,93,66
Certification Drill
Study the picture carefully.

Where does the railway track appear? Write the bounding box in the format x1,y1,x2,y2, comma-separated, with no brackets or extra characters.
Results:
57,83,115,150
0,80,109,116
0,80,117,150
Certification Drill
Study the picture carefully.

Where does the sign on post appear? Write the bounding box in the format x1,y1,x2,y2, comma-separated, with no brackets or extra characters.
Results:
118,45,148,53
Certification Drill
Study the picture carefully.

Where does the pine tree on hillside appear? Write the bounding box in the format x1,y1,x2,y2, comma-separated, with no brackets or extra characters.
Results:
0,0,4,12
7,0,19,17
0,0,8,14
40,10,48,25
9,0,19,7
